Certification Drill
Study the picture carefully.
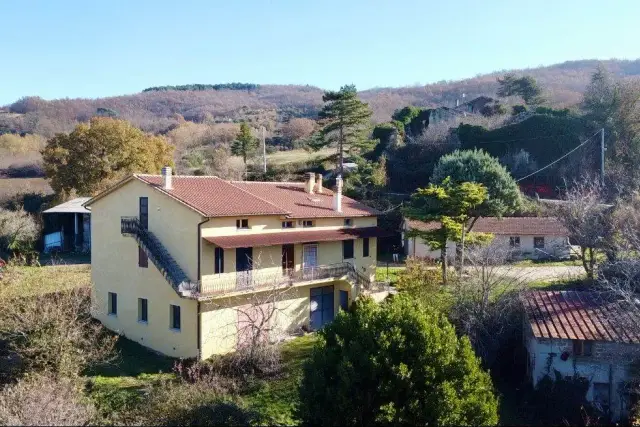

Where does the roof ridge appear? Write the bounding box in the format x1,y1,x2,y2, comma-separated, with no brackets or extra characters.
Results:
135,174,222,179
229,180,305,185
223,179,291,215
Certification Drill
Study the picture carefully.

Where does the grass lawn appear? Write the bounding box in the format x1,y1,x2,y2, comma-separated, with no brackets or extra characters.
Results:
376,266,405,284
0,263,91,298
85,334,318,425
266,148,334,166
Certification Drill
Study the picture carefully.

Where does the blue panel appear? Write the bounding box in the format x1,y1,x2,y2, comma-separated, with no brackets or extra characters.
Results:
340,290,348,311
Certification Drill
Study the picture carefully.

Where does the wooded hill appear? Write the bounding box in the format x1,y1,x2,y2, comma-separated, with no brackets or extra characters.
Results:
2,59,640,138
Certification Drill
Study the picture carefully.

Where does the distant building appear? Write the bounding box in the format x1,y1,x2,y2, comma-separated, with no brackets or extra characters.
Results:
403,217,572,261
522,290,640,421
42,197,91,252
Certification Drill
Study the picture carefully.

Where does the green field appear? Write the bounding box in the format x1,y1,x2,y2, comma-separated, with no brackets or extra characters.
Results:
266,148,335,166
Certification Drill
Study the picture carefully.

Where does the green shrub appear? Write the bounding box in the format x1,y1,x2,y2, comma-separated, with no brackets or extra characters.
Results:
298,295,498,426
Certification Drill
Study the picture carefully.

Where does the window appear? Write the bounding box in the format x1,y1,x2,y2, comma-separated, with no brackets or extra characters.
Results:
593,383,610,413
138,298,148,323
363,237,370,257
282,221,294,229
138,245,148,268
534,237,545,249
509,236,521,248
573,339,593,357
214,247,224,274
344,218,353,227
108,292,117,316
170,305,181,330
343,239,354,259
236,219,249,229
302,220,314,228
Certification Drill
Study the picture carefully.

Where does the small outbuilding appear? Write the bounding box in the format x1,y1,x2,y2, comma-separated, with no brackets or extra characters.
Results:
42,197,91,252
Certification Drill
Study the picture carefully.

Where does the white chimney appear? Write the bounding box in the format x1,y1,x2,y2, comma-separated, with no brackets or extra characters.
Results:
314,173,324,194
305,172,316,194
162,166,173,190
333,175,343,212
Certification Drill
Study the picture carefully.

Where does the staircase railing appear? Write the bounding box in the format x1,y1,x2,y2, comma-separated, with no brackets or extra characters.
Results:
121,217,198,296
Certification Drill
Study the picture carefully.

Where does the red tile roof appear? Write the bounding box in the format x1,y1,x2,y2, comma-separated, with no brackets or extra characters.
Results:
204,226,390,249
406,217,568,236
135,176,378,218
230,181,379,218
522,290,640,344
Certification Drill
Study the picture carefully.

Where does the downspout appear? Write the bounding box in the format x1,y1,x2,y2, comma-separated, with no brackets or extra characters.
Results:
196,217,210,360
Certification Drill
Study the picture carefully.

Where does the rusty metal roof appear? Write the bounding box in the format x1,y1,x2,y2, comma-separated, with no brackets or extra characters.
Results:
204,226,390,249
406,217,568,236
521,290,640,344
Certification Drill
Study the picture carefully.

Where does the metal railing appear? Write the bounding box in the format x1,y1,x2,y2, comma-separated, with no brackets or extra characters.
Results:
121,217,198,296
199,262,384,295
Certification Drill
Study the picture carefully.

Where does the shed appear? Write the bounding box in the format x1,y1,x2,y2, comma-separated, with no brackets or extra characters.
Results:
42,197,91,252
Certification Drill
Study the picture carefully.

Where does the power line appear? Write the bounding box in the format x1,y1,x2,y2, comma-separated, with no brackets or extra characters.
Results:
514,130,602,183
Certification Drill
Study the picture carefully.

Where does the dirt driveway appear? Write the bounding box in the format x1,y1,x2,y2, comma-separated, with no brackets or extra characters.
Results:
494,265,585,282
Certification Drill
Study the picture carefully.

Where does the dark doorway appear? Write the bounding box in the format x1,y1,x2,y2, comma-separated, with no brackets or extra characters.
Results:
282,244,294,274
236,247,253,288
139,197,149,229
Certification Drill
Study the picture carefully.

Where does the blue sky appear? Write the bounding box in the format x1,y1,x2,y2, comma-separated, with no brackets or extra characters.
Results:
1,0,639,105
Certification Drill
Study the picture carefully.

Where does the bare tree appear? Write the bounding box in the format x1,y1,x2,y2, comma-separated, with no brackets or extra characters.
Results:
0,374,96,426
280,118,316,143
552,178,614,279
0,287,118,379
451,241,530,365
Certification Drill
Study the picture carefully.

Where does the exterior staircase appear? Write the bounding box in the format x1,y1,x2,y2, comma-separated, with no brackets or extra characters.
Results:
121,217,198,297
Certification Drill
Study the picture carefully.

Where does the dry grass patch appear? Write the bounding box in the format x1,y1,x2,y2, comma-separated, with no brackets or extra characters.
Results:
0,263,91,299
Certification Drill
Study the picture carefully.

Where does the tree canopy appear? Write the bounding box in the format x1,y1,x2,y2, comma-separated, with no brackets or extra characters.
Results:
298,295,499,426
231,122,258,169
405,178,488,282
497,74,544,105
313,85,373,175
42,117,174,198
142,83,260,92
431,149,521,219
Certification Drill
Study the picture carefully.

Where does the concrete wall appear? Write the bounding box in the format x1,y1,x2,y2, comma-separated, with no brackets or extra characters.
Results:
525,324,636,421
90,178,200,358
406,232,569,261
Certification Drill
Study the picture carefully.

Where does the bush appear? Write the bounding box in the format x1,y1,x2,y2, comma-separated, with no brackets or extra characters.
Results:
0,208,39,256
0,288,118,379
395,258,450,309
0,374,96,426
298,295,498,426
4,162,44,178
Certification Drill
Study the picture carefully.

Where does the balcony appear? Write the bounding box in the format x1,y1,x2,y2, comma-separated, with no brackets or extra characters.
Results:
199,262,375,296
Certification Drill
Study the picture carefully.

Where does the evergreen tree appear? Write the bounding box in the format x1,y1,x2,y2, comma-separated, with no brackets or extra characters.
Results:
298,295,499,426
231,122,258,173
405,178,488,283
314,85,373,175
497,74,545,105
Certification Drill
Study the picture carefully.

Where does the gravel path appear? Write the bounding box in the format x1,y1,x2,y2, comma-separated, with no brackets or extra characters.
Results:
493,266,585,282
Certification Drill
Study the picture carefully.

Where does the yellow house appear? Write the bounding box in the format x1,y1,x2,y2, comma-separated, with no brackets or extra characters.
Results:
85,168,389,359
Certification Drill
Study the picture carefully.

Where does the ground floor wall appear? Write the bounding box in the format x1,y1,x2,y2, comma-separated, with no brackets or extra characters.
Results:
525,334,635,421
200,280,354,359
405,234,569,260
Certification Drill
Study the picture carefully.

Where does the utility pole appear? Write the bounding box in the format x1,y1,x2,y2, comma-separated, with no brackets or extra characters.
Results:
600,128,605,186
262,126,267,173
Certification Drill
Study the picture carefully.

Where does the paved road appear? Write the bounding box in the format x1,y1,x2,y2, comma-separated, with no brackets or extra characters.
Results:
491,266,585,282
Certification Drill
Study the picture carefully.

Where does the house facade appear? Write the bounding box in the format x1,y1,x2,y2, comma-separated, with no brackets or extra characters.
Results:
85,169,388,359
522,290,640,421
403,217,571,261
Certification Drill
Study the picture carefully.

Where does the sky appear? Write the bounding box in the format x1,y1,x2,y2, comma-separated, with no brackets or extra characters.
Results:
1,0,639,105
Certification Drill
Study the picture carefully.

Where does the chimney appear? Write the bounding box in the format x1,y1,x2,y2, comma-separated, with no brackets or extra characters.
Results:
305,172,316,194
314,173,324,194
333,175,343,212
456,98,460,107
162,166,173,190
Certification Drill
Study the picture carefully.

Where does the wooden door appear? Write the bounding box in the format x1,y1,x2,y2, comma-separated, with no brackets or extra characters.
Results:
282,244,294,274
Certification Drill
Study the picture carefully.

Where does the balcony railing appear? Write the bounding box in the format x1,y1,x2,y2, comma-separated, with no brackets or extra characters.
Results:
199,262,375,295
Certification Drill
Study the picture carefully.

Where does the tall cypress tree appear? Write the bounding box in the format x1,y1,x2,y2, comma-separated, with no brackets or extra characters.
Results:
315,85,373,175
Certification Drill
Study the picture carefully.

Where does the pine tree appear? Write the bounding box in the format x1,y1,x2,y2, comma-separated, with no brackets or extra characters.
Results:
315,85,373,175
231,122,258,173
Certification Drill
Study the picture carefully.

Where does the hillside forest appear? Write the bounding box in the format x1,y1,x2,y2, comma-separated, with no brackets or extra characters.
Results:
1,58,640,217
